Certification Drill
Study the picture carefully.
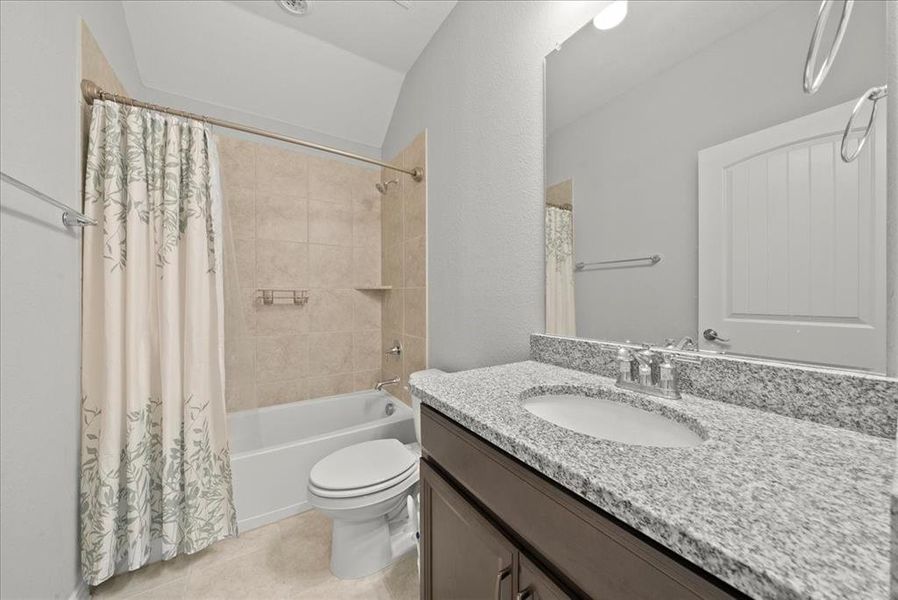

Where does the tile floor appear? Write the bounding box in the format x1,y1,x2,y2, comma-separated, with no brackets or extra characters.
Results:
91,510,418,600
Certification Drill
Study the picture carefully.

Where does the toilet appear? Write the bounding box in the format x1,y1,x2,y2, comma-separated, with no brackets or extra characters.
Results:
307,370,442,579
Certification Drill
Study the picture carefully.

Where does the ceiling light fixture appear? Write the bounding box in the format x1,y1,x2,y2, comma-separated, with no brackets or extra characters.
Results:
278,0,309,16
593,0,627,30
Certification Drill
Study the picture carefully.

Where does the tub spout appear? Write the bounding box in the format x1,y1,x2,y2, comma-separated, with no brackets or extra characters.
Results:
374,377,401,391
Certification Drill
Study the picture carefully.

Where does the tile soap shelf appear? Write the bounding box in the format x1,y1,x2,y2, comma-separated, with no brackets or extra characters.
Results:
255,289,309,306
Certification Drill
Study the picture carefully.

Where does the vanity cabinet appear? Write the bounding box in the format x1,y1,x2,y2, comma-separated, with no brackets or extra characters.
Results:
419,405,745,600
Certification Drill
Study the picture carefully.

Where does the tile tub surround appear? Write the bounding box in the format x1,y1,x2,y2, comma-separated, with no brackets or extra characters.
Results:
409,363,895,600
219,134,385,411
381,131,428,405
530,334,898,439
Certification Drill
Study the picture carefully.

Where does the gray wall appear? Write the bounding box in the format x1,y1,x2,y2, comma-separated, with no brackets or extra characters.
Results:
0,3,142,598
382,0,604,371
547,1,886,345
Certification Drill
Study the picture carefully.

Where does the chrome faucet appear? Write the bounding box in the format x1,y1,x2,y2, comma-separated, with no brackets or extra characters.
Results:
615,344,681,400
374,377,401,391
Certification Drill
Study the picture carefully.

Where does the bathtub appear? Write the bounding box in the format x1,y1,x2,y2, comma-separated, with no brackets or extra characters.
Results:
229,390,415,531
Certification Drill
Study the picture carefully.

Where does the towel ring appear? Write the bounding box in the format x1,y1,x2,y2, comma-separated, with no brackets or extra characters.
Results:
840,85,887,163
803,0,854,94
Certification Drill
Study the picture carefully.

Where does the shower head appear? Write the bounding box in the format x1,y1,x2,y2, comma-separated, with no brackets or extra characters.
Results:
375,179,398,194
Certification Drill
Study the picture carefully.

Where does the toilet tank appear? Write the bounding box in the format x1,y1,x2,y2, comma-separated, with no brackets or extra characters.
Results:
409,369,445,443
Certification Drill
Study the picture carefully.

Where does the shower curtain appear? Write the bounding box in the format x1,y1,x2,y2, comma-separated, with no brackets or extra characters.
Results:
545,205,576,336
80,100,236,585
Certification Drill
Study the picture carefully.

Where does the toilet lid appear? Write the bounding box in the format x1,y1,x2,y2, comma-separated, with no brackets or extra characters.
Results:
309,439,417,492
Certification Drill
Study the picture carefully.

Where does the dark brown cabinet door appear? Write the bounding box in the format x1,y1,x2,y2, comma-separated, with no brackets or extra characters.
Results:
421,459,516,600
517,555,571,600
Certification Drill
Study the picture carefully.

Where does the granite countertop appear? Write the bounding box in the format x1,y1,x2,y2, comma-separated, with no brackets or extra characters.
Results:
409,361,895,600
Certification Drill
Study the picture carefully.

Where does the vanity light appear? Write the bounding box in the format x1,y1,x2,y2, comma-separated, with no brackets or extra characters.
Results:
593,0,628,30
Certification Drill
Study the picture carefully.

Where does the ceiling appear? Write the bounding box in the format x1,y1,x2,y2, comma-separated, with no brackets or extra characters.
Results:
122,0,456,148
547,1,788,134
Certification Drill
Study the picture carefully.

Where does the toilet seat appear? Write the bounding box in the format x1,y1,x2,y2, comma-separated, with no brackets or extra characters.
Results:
309,439,418,499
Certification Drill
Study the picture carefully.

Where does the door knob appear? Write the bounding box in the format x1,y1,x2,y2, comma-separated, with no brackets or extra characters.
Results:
703,328,730,343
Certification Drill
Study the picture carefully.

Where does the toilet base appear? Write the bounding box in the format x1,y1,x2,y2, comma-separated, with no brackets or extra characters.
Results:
329,502,418,580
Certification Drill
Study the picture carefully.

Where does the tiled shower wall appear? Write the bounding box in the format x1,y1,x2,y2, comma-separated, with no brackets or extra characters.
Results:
381,132,428,405
219,135,385,411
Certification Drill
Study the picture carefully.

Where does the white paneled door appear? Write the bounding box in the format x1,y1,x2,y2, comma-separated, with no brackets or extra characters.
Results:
698,100,886,372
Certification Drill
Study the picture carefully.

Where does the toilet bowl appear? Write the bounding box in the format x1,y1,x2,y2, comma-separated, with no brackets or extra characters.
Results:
307,369,443,580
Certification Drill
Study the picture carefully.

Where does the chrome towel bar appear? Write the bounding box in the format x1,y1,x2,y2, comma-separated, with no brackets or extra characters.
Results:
0,171,96,227
575,254,661,272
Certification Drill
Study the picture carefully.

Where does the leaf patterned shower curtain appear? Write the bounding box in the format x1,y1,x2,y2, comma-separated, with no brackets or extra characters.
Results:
80,100,236,585
545,205,577,336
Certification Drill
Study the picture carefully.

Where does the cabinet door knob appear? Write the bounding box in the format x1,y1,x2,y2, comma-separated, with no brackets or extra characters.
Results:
496,566,511,600
516,588,534,600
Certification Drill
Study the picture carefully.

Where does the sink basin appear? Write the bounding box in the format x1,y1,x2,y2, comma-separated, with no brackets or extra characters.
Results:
521,393,703,448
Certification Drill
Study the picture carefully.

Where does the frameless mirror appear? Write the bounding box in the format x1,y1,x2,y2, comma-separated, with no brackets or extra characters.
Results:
545,0,889,373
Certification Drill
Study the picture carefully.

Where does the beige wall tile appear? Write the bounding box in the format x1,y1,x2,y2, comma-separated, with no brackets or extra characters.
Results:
308,332,353,375
401,131,426,176
218,136,255,191
253,302,309,337
307,375,354,400
352,168,382,204
255,335,309,383
256,240,308,289
309,155,354,204
309,244,352,288
256,144,307,198
381,187,402,247
353,197,381,248
256,379,308,407
309,200,353,246
381,336,402,382
403,288,426,338
255,194,308,242
224,187,254,240
308,289,354,332
402,178,426,241
382,289,403,334
353,330,382,371
403,235,426,288
353,291,382,331
225,337,255,411
402,335,427,384
353,370,382,392
234,239,256,289
353,247,381,288
381,242,403,289
234,288,258,337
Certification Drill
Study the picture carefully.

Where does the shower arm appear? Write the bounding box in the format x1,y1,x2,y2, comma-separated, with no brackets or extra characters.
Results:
80,80,423,182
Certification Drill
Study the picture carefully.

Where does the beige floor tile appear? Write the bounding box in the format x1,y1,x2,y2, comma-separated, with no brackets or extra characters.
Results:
125,577,187,600
383,553,419,600
92,556,191,599
89,510,418,600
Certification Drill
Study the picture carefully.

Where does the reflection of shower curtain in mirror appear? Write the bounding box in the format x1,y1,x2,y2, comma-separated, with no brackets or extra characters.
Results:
545,206,576,336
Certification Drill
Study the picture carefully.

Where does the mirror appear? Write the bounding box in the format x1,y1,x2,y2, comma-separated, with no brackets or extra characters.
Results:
545,0,889,373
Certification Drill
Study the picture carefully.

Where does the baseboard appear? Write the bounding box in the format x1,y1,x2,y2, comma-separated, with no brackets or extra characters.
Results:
237,501,312,532
68,579,89,600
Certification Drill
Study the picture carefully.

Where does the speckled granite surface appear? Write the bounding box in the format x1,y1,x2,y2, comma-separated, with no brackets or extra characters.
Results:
530,334,898,439
410,362,894,600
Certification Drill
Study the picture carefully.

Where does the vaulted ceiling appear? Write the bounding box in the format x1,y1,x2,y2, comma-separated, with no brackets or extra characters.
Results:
121,0,456,148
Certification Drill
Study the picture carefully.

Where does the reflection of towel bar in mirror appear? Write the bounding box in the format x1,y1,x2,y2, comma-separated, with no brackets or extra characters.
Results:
255,289,309,305
574,254,662,271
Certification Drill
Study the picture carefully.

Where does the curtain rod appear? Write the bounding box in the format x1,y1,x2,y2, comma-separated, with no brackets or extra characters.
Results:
80,80,423,182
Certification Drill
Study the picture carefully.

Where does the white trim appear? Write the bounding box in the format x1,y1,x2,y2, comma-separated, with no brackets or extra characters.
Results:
237,501,312,532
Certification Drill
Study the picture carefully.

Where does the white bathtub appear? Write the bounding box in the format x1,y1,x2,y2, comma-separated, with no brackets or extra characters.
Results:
229,390,415,531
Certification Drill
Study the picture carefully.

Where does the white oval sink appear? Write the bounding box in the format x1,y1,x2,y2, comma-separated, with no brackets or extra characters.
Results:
521,393,703,448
